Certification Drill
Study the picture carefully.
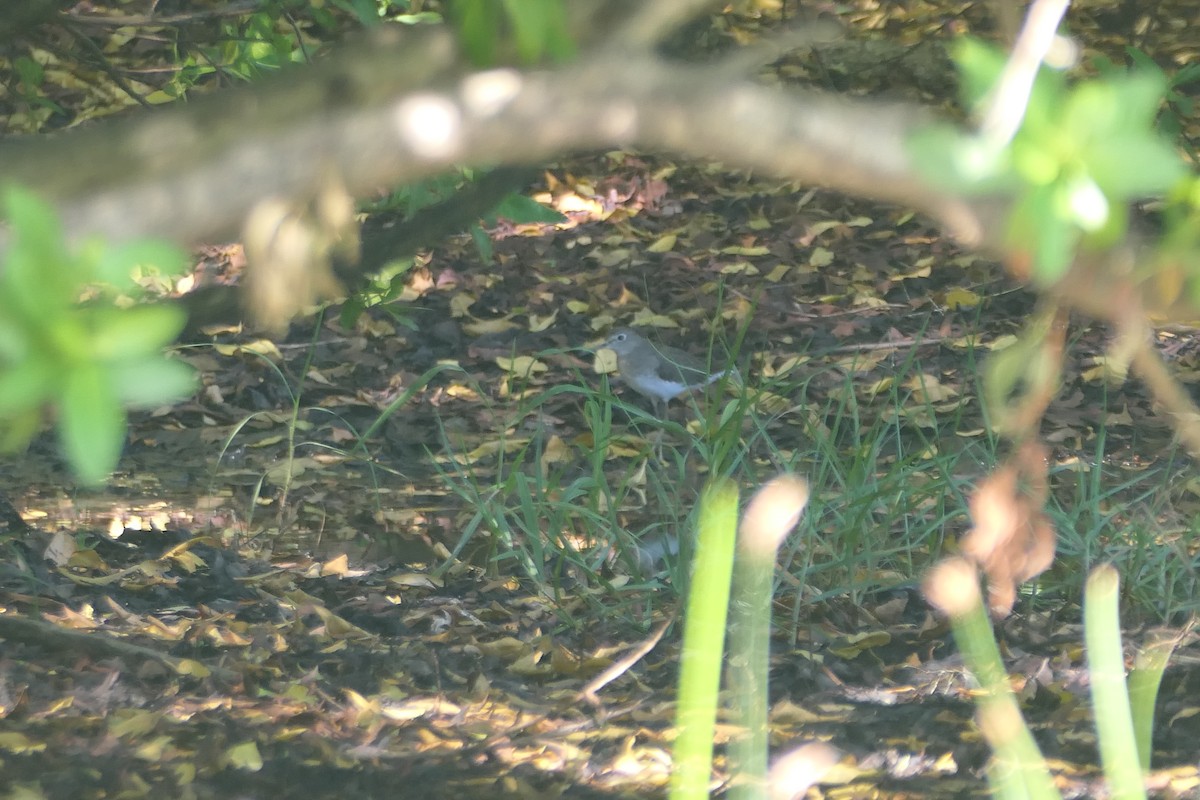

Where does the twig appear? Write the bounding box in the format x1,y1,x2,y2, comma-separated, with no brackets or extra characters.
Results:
0,612,236,681
978,0,1070,150
819,336,951,355
62,22,154,109
578,614,674,705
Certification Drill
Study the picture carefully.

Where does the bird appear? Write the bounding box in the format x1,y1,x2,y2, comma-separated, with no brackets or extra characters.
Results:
601,327,738,415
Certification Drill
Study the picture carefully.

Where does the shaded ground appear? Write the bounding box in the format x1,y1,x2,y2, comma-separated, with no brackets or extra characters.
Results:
4,151,1200,798
5,2,1200,798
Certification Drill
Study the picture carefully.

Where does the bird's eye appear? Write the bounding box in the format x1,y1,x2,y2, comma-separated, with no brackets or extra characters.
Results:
615,333,626,342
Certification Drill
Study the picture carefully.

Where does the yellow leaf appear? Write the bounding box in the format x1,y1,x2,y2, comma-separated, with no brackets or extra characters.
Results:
808,220,842,236
478,636,529,659
906,373,958,402
438,437,531,465
605,435,648,459
135,735,173,761
463,316,519,335
528,310,558,332
594,349,618,374
895,264,932,279
388,572,443,589
566,300,591,314
765,264,792,282
321,553,350,576
628,311,677,328
0,731,46,753
110,710,161,738
864,376,894,397
174,659,211,678
647,233,677,253
509,650,551,677
720,262,760,275
540,435,571,476
942,287,981,309
828,630,891,658
444,383,481,400
449,293,475,317
225,741,263,771
495,355,547,377
239,340,284,360
987,335,1019,351
809,247,834,267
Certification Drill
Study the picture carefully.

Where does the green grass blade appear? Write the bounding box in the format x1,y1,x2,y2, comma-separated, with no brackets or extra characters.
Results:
1085,564,1147,800
1128,631,1178,772
671,479,739,800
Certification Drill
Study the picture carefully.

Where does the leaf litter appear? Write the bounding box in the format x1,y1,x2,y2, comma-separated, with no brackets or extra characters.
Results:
5,2,1200,798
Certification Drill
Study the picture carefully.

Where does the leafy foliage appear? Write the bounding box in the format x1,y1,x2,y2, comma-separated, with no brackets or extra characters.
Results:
451,0,575,66
911,38,1187,284
0,186,195,484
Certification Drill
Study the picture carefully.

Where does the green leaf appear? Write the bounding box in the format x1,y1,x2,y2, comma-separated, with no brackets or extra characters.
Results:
90,305,187,359
59,364,126,485
0,313,33,363
484,193,567,225
1011,138,1062,186
3,185,75,315
0,359,57,415
1007,187,1078,285
1063,74,1166,144
0,407,43,453
13,56,44,90
469,223,493,262
502,0,551,63
539,0,575,62
1086,136,1185,198
339,296,365,329
953,38,1008,110
908,125,1024,192
1033,216,1078,285
1106,73,1169,132
953,37,1066,124
93,239,189,290
455,0,500,66
109,358,197,408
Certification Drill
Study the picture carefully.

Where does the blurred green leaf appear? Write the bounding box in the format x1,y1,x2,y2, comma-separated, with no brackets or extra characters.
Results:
3,186,74,315
0,408,43,453
953,38,1008,109
59,364,126,485
93,239,189,291
483,193,566,225
13,56,44,90
91,305,187,359
1087,137,1185,197
502,0,550,63
109,358,197,409
456,0,500,66
0,359,57,415
469,223,493,262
